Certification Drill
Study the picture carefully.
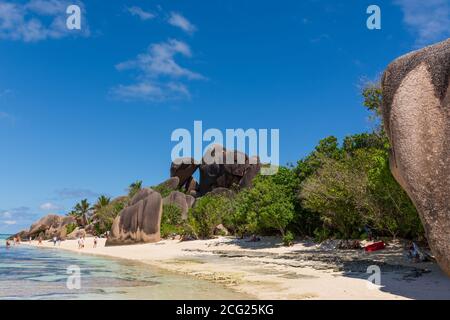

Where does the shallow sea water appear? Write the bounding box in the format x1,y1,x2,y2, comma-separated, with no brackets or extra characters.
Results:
0,234,248,300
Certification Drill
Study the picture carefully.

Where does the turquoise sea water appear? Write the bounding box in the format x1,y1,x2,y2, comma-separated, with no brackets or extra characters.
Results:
0,234,247,300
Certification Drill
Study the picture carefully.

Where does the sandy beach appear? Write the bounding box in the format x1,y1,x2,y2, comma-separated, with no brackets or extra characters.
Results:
25,236,450,300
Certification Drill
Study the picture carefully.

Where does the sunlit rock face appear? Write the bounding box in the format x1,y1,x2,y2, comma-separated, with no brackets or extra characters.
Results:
106,188,163,246
381,38,450,275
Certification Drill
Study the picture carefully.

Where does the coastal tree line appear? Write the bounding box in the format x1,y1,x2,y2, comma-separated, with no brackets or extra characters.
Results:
66,84,424,245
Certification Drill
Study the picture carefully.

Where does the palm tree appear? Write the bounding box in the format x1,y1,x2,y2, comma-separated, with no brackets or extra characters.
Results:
128,180,142,198
93,195,111,211
73,199,91,226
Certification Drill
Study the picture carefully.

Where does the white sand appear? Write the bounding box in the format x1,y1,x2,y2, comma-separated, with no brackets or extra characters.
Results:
27,237,450,300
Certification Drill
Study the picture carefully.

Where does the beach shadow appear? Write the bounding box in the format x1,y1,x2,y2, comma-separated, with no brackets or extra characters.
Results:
225,237,317,250
339,255,450,299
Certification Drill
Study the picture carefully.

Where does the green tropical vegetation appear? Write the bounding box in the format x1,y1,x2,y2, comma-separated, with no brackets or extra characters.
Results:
68,199,91,225
182,83,423,244
63,84,424,245
128,180,143,198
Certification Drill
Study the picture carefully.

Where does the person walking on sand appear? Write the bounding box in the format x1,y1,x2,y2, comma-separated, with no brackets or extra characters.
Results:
93,236,98,248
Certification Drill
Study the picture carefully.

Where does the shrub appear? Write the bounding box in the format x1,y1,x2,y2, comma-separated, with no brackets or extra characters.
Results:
234,174,295,237
65,223,77,235
188,195,231,239
283,231,295,246
160,204,184,238
152,184,173,198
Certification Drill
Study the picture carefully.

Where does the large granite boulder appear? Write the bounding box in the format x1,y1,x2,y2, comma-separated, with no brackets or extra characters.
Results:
381,38,450,275
198,145,261,195
105,188,163,246
67,227,86,240
16,214,76,240
157,177,180,191
170,157,199,190
163,191,195,220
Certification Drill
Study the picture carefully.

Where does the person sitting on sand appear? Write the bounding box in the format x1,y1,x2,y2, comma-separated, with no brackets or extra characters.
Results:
93,236,98,248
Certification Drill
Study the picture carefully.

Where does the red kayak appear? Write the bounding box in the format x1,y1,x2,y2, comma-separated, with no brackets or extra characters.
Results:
365,241,385,252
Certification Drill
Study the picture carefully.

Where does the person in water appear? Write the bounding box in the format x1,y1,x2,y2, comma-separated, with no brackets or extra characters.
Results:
5,240,11,248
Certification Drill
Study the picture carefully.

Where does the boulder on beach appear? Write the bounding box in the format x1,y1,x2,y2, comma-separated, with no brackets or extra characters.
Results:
381,38,450,276
12,214,77,240
163,191,194,220
67,227,86,240
106,188,163,246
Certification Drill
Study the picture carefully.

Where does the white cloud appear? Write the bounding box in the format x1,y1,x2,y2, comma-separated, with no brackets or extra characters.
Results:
127,6,155,21
116,39,203,80
0,207,39,233
394,0,450,46
0,0,89,42
112,81,191,102
55,187,99,199
2,211,11,218
168,12,196,34
112,39,204,102
39,202,62,211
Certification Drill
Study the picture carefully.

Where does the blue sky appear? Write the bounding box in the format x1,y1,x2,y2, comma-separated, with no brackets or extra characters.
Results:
0,0,449,233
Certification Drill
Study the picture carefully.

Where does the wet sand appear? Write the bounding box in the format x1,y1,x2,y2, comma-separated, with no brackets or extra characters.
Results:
28,237,450,300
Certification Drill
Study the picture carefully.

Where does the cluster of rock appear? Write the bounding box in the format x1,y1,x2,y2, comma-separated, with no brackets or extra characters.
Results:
106,145,261,246
170,145,261,196
381,38,450,276
9,214,77,241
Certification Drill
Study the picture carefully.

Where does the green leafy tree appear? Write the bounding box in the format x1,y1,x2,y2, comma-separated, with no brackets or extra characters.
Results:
295,136,342,182
235,175,295,237
68,199,92,225
93,197,128,235
188,195,233,239
93,195,111,211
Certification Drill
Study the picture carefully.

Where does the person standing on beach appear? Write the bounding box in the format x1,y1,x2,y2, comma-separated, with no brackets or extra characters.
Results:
93,236,98,248
77,237,82,249
38,237,42,245
53,236,57,246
